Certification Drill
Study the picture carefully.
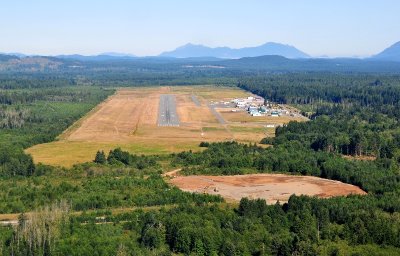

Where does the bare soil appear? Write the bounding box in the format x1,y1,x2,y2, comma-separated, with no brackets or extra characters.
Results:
169,174,366,204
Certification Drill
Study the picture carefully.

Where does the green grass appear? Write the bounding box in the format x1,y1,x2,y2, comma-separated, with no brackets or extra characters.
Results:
202,126,225,132
229,126,267,133
27,140,202,167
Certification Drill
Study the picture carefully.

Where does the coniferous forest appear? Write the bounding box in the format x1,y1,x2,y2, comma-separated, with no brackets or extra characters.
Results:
0,70,400,255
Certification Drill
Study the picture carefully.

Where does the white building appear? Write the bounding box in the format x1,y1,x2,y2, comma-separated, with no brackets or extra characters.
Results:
271,111,280,117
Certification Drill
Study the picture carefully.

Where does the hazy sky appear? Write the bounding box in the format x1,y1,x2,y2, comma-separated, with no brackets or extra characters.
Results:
1,0,399,57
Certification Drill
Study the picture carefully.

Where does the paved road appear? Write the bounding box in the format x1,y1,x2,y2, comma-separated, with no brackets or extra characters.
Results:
191,94,201,107
0,220,18,226
158,94,180,127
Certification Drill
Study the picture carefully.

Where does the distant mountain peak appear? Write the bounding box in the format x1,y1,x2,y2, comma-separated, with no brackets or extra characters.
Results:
261,42,285,46
182,43,197,47
372,41,400,61
100,52,136,57
160,42,310,59
390,41,400,47
178,43,206,49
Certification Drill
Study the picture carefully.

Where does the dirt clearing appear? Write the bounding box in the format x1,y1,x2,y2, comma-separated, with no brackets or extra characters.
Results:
169,174,366,204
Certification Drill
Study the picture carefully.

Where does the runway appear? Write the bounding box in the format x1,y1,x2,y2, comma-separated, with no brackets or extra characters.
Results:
208,104,226,125
158,94,180,126
191,94,201,106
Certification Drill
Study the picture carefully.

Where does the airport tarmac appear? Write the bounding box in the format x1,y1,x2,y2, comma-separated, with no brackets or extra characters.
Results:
191,94,201,106
158,94,180,126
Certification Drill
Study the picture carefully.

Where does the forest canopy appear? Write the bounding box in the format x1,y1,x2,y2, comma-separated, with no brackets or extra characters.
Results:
1,72,400,255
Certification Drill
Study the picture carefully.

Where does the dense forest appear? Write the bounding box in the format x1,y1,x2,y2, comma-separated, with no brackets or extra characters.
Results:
0,83,113,178
2,54,400,74
239,74,400,157
1,73,400,255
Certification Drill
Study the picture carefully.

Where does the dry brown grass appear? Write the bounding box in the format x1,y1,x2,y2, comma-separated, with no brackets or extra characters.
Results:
26,86,306,167
176,94,218,124
342,155,377,161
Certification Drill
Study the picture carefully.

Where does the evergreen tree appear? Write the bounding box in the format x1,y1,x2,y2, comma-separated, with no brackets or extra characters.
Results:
94,150,106,164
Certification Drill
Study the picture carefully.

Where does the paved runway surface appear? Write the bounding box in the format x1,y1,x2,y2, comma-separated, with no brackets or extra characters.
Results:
191,95,201,106
208,104,226,124
158,94,180,126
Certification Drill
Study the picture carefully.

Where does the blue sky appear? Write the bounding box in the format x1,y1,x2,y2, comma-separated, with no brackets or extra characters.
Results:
1,0,399,57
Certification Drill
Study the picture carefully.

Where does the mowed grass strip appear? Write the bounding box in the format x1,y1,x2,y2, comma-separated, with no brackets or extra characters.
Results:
229,125,267,133
26,140,201,167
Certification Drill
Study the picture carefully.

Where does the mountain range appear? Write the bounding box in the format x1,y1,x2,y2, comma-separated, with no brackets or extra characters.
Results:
160,42,310,59
372,41,400,62
55,53,137,61
1,41,400,62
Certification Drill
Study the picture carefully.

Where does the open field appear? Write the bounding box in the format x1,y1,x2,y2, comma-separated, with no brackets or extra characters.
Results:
169,174,367,204
26,140,201,166
27,85,305,166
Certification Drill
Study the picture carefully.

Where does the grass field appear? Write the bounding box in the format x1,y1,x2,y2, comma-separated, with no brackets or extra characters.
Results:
27,85,305,167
